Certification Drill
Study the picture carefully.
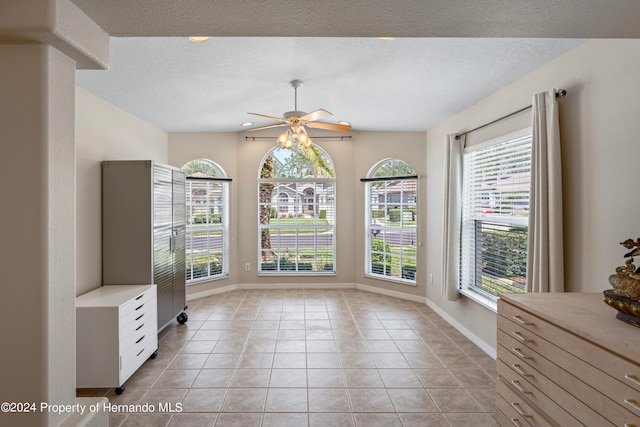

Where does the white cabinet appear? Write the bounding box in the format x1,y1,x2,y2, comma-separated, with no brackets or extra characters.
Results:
497,293,640,427
76,285,158,394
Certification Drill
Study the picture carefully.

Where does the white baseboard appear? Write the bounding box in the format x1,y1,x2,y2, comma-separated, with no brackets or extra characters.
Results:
238,282,357,290
186,284,238,301
355,283,427,304
424,297,497,359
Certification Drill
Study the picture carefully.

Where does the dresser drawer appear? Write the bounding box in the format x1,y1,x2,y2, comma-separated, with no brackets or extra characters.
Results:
498,300,640,396
120,301,156,348
120,287,155,320
497,359,588,427
496,378,554,427
120,330,157,383
499,314,640,417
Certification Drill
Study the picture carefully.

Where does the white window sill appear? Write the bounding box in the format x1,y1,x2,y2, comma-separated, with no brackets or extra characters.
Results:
364,273,417,287
257,271,337,277
186,274,229,286
458,288,498,313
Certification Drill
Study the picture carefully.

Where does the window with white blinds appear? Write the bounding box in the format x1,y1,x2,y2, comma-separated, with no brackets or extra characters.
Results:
364,159,417,284
181,159,229,283
258,145,336,274
460,129,531,302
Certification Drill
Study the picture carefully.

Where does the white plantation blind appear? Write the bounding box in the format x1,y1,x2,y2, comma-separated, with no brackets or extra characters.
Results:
185,178,229,282
460,129,531,301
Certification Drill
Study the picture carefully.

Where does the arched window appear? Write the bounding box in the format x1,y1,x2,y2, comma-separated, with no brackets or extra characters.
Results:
363,159,417,283
258,145,335,273
181,159,230,282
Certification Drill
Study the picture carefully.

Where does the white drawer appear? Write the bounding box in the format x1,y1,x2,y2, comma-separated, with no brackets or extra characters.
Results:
119,287,155,319
120,319,156,354
120,328,157,383
119,301,156,349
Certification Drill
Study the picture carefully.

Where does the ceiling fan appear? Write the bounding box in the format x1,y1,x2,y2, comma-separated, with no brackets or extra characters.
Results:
247,80,351,149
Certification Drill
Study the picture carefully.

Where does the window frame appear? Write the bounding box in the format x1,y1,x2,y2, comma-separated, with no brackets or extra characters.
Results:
257,145,336,275
459,128,532,309
363,159,418,285
182,160,230,285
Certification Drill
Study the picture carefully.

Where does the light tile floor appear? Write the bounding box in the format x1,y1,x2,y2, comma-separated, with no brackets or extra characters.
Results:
78,288,497,427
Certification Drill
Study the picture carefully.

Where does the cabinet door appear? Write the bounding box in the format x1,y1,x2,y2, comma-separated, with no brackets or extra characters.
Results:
172,169,186,316
153,165,174,328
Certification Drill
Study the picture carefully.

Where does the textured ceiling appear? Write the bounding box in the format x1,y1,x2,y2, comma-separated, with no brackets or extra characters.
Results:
75,37,583,132
70,0,636,132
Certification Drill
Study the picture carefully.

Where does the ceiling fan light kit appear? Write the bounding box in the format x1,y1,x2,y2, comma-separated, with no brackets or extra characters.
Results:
247,80,351,150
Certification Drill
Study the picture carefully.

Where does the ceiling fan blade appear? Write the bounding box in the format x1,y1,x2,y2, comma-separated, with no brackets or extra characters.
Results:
247,112,286,122
307,121,351,132
246,123,289,132
300,109,332,123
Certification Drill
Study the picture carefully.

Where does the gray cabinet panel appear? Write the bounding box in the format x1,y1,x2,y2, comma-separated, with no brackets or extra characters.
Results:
102,160,187,331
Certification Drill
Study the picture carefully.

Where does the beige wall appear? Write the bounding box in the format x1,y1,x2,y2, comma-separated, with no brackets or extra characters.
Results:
425,39,640,351
75,87,168,296
168,130,427,296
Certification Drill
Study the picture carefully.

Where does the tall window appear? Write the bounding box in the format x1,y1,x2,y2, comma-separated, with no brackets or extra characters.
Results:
258,145,335,273
460,129,531,302
364,159,417,284
182,159,230,283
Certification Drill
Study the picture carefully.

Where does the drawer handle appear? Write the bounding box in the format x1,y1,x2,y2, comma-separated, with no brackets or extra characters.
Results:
136,323,145,331
624,424,638,427
136,313,144,321
625,374,640,387
136,348,145,357
510,419,523,427
625,399,640,413
511,380,531,394
511,364,532,377
510,402,531,418
135,293,144,300
512,348,532,360
136,304,144,311
512,315,533,326
136,335,145,344
512,331,532,342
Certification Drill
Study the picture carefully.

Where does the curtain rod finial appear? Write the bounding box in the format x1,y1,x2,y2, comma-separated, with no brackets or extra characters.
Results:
556,89,567,99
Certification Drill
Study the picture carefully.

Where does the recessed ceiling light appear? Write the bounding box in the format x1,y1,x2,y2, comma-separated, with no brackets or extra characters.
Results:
188,36,211,42
241,122,253,127
377,37,395,41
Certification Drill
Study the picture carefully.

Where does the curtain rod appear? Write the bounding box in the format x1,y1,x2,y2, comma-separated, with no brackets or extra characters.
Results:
455,89,566,140
245,136,351,141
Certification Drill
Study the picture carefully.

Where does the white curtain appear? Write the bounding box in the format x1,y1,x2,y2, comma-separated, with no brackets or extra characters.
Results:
442,133,465,301
527,90,565,293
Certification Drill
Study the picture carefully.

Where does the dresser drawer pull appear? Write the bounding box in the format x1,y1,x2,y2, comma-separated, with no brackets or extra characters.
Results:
624,424,638,427
510,402,531,418
510,419,523,427
511,380,532,394
135,293,144,300
625,374,640,387
512,348,532,360
136,304,144,311
511,364,532,377
136,348,145,357
512,315,533,326
625,399,640,413
136,335,145,344
135,313,144,321
135,323,145,331
512,331,532,342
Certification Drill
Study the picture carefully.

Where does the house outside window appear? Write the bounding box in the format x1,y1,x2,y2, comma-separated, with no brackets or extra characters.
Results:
364,159,417,284
181,159,230,283
258,145,335,273
460,129,531,304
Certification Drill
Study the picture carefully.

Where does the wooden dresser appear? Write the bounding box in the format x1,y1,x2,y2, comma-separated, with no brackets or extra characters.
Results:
497,293,640,427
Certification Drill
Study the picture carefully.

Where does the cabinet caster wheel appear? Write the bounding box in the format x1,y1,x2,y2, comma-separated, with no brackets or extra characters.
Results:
115,386,125,395
177,312,188,324
149,350,158,359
